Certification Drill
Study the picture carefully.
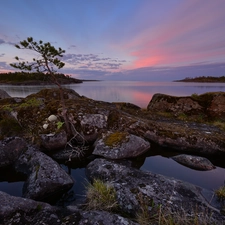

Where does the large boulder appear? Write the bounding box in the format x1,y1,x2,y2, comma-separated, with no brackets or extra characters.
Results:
93,131,150,159
147,93,203,116
0,191,60,225
147,92,225,121
172,154,216,171
15,146,73,201
0,137,27,168
86,158,224,223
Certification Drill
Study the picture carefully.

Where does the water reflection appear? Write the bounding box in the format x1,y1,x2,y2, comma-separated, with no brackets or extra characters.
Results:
1,81,225,199
1,81,225,108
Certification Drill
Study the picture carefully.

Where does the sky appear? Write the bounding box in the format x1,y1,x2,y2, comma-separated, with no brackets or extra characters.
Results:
0,0,225,81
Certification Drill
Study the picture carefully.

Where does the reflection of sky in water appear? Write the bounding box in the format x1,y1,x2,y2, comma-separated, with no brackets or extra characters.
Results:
1,81,225,108
141,156,225,191
1,81,225,197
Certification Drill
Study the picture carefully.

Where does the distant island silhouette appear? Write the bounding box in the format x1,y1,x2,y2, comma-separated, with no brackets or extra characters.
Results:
0,72,82,85
174,76,225,83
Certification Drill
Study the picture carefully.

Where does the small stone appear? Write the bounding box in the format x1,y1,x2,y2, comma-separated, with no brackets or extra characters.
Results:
43,123,49,129
48,115,57,122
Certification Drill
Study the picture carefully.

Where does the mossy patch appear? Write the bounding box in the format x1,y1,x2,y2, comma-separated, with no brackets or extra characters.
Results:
103,131,129,147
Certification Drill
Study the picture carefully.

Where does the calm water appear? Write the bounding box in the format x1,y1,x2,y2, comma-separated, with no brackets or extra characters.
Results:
1,81,225,108
1,81,225,200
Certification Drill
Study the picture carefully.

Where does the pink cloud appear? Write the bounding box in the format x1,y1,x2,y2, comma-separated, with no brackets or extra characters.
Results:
124,0,225,69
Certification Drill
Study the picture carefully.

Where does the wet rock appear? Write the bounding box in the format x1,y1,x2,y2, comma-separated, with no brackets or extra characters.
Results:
0,89,11,99
86,158,224,223
93,131,150,159
172,154,216,170
0,137,27,168
0,191,60,225
15,146,73,201
41,130,67,151
78,210,138,225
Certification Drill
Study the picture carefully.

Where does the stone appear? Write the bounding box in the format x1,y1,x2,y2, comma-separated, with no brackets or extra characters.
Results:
0,191,60,225
41,130,67,151
14,146,74,201
48,114,58,122
147,93,203,116
93,131,150,159
172,154,216,171
0,89,11,99
0,137,27,168
78,210,138,225
86,158,224,223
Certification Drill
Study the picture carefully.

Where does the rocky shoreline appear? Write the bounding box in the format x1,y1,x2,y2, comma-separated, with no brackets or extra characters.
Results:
0,88,225,224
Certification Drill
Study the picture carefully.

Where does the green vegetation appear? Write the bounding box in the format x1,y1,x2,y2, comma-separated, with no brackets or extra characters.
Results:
103,131,129,147
175,76,225,83
215,186,225,201
85,179,118,212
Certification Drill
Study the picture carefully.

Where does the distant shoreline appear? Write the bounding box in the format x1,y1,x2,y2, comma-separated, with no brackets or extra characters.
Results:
174,76,225,83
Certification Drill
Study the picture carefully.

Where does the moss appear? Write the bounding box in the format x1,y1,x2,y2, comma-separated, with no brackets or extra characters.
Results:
103,131,129,147
0,117,22,139
19,97,42,109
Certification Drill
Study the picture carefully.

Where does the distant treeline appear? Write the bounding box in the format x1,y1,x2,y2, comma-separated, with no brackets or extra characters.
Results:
0,72,82,84
175,76,225,83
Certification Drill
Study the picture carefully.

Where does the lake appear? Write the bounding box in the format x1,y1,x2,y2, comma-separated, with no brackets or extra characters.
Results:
1,81,225,201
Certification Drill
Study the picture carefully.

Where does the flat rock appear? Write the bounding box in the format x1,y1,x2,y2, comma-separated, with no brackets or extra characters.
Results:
15,146,74,201
86,158,224,223
93,131,150,159
172,154,216,170
78,210,138,225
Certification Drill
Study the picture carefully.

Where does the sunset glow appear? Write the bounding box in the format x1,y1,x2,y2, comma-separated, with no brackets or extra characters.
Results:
0,0,225,81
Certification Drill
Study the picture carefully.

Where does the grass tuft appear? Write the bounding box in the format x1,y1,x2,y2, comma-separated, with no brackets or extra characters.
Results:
85,179,118,212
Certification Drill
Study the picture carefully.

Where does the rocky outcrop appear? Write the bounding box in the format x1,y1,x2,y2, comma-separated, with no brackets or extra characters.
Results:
147,92,225,120
93,131,150,159
172,154,216,170
0,137,27,168
0,191,60,225
14,146,73,201
86,158,224,223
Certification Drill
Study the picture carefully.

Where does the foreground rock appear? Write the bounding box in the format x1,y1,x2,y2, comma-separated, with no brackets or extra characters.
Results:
93,131,150,159
15,146,74,201
79,211,138,225
86,158,224,223
172,154,216,170
0,191,60,225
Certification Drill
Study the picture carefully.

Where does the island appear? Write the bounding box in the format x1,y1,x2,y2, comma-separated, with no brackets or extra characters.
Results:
0,72,82,85
174,75,225,83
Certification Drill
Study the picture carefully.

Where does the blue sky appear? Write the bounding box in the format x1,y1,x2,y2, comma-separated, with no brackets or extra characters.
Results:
0,0,225,81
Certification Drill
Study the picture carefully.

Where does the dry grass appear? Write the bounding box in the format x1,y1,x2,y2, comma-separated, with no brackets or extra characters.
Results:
136,193,217,225
85,179,118,212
